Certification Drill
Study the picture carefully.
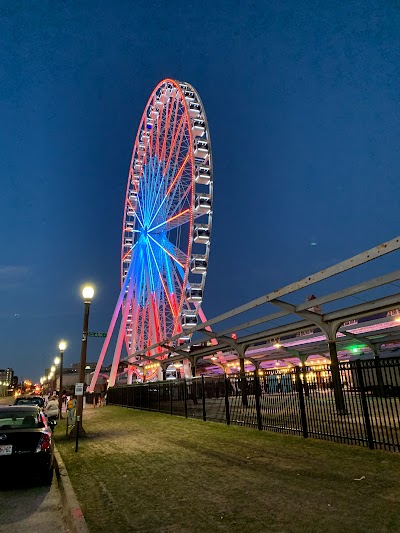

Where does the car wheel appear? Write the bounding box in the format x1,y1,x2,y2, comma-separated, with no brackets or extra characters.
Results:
40,466,54,486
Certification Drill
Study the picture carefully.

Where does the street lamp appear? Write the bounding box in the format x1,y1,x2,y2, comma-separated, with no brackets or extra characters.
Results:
49,365,56,393
57,340,67,418
54,356,61,401
70,285,94,438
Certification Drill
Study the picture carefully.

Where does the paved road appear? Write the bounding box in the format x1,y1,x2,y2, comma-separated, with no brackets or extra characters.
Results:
0,395,68,532
0,474,68,533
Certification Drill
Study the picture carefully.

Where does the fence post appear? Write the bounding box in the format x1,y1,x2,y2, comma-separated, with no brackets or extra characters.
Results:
201,375,206,421
158,382,161,412
374,355,386,397
139,384,142,410
356,360,374,450
170,381,173,415
184,379,188,418
253,371,262,431
224,376,231,425
295,366,308,438
239,359,248,407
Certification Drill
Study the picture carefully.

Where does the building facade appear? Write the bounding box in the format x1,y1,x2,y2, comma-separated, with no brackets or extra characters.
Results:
0,368,14,386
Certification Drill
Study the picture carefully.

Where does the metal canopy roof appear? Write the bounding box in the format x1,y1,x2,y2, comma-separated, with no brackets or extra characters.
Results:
122,236,400,372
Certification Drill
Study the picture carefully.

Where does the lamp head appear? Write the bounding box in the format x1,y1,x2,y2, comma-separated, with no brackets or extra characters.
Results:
51,365,56,373
58,340,67,351
82,285,95,301
54,356,61,366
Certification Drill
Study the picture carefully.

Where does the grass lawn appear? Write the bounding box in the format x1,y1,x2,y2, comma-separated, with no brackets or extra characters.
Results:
55,406,400,533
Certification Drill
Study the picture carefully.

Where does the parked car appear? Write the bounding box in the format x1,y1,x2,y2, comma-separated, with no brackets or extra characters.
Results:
14,396,45,409
0,405,54,485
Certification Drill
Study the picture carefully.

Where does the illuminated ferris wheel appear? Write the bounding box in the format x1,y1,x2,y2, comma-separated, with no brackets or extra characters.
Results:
90,78,213,387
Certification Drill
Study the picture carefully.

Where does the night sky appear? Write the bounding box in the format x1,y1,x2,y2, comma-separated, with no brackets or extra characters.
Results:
1,1,400,382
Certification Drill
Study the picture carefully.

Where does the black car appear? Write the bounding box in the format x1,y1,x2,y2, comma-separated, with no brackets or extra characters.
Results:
14,395,45,409
0,405,54,485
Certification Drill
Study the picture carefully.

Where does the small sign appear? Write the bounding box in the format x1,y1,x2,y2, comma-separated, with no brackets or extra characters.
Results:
75,383,84,396
88,332,107,338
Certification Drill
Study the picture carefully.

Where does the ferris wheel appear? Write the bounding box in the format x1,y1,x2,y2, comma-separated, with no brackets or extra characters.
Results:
90,78,213,387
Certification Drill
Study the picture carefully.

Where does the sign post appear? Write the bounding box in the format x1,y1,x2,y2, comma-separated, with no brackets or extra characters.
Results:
74,384,84,452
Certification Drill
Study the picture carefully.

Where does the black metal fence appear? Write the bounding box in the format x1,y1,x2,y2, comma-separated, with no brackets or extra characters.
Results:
107,357,400,452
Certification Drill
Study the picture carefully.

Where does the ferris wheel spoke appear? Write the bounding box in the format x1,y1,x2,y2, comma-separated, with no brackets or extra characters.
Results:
154,100,164,161
164,180,192,224
148,234,186,271
148,163,166,226
149,167,192,231
160,96,178,163
147,164,167,225
143,256,161,350
165,153,190,197
161,237,187,278
149,208,190,233
164,113,185,176
147,238,178,319
170,123,189,176
134,197,146,230
121,239,140,263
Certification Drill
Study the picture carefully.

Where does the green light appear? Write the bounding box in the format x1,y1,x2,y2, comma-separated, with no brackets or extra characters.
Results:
351,347,358,353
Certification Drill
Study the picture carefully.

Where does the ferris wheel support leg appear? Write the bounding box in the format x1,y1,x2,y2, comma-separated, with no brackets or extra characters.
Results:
88,293,124,392
88,269,133,392
127,365,134,385
198,307,218,346
109,276,135,388
144,264,161,357
127,293,140,356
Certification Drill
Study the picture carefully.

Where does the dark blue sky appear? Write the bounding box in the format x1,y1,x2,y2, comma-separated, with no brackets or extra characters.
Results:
1,1,399,382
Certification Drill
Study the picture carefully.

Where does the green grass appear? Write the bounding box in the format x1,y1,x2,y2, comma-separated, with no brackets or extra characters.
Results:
55,406,400,533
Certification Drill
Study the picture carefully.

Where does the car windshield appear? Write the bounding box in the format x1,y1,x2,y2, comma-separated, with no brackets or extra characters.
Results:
0,411,45,429
15,397,44,407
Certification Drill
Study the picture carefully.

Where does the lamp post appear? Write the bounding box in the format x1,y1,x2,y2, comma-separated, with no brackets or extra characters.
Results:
54,357,60,390
57,341,67,418
70,285,94,438
50,365,56,394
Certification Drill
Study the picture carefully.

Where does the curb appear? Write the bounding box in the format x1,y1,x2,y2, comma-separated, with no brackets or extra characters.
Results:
54,445,89,533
